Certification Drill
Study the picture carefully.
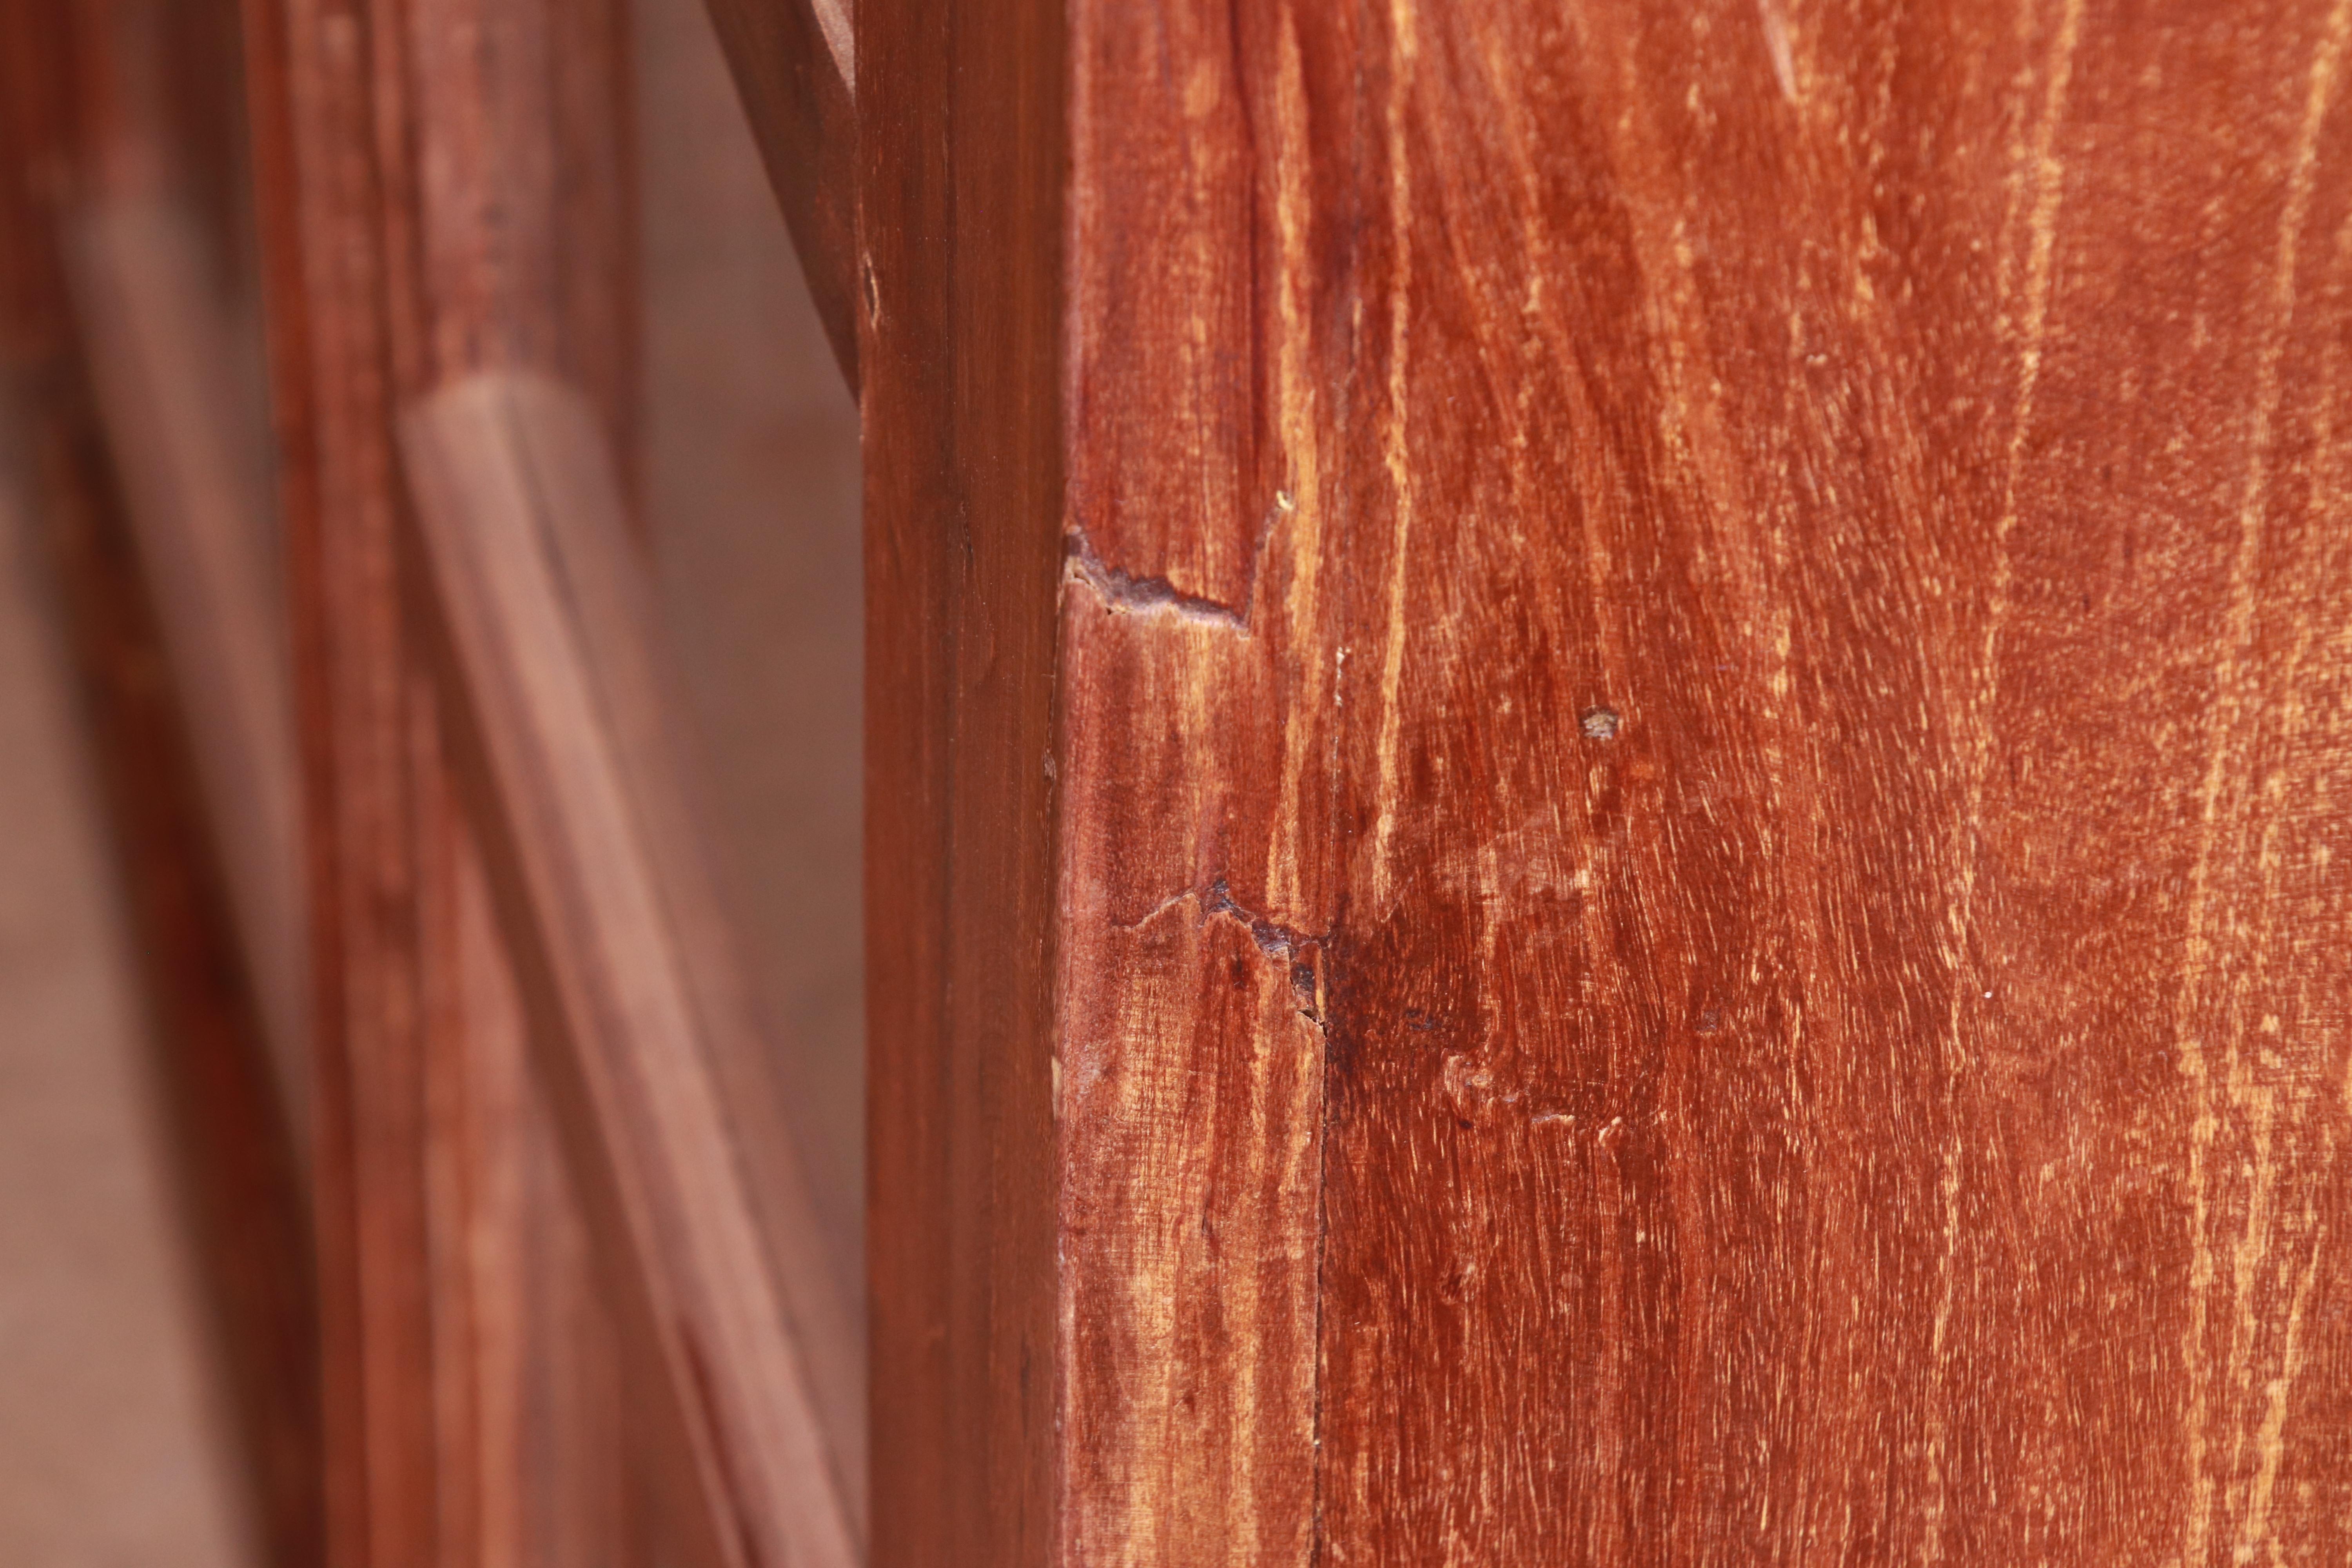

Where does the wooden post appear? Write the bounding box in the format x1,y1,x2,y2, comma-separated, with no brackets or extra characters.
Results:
858,0,1065,1560
238,0,641,1560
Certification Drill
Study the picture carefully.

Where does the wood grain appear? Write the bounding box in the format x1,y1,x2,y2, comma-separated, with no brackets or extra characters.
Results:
239,0,642,1558
400,370,863,1568
858,0,1063,1555
1044,0,2352,1560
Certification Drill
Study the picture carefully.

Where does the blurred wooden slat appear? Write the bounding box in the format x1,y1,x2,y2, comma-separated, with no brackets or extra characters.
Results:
12,362,323,1568
237,0,644,1559
0,405,261,1568
858,0,1063,1556
699,0,859,387
1,4,321,1562
62,199,308,1130
403,368,862,1568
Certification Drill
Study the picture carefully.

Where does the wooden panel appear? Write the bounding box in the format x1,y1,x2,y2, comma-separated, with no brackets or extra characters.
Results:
401,369,861,1568
1047,0,2352,1561
858,0,1063,1556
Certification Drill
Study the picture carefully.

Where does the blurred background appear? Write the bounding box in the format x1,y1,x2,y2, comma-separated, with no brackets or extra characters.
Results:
0,0,861,1555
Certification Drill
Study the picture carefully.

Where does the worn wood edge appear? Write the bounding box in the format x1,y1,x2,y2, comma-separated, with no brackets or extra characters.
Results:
700,0,860,390
399,368,862,1568
58,194,309,1139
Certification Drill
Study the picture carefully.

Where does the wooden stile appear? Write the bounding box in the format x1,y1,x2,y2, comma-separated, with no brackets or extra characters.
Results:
857,0,1066,1560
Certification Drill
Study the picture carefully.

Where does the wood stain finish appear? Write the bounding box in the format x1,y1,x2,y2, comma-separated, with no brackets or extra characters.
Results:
12,0,2349,1558
851,0,2352,1560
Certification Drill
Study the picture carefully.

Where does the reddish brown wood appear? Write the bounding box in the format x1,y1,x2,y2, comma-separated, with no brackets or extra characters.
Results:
859,0,1063,1557
699,0,858,387
63,201,309,1128
13,368,324,1568
239,0,642,1559
860,0,2352,1561
1054,0,2352,1561
410,680,637,1568
0,0,71,365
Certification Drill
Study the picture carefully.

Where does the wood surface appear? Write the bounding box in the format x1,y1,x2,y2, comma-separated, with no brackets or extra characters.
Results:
860,0,2352,1561
700,0,860,387
402,370,863,1568
858,0,1065,1558
22,0,2350,1555
238,0,643,1558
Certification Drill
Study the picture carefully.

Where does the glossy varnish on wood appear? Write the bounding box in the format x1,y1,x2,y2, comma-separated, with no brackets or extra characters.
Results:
1036,0,2352,1561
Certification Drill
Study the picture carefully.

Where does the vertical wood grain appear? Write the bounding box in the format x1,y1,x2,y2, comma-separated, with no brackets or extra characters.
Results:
1046,0,2352,1561
240,0,641,1558
859,0,1064,1558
